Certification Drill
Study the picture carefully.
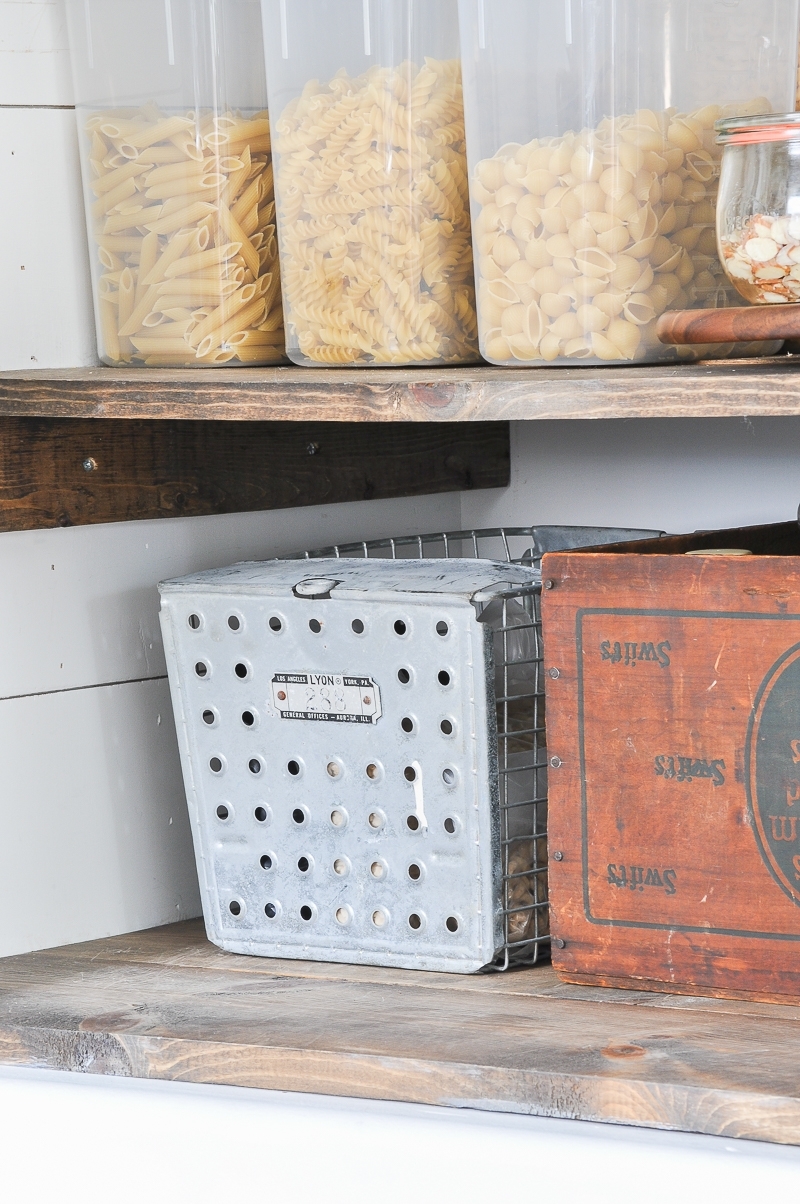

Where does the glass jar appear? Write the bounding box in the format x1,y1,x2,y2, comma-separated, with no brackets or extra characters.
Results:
65,0,285,368
261,0,479,366
717,113,800,303
458,0,800,366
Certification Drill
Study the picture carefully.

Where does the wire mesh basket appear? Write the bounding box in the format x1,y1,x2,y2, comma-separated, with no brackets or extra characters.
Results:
287,524,662,970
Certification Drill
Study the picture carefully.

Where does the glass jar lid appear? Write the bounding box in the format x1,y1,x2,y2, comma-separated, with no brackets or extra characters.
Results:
716,112,800,145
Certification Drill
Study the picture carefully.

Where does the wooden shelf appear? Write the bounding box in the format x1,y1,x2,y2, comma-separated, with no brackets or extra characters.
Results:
2,919,799,1146
2,357,800,422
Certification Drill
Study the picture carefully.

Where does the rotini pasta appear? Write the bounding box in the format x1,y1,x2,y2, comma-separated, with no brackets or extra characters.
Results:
82,106,286,367
273,58,478,365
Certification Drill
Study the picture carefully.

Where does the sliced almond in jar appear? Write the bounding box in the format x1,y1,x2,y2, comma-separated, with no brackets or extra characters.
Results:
754,264,786,281
724,255,753,282
744,237,779,263
761,291,790,303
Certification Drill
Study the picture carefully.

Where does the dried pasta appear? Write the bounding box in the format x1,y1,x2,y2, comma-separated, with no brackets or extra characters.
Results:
471,98,774,365
82,107,285,366
273,58,478,365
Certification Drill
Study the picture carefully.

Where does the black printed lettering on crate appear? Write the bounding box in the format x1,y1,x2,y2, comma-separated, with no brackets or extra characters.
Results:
654,755,726,786
600,640,671,667
607,864,678,895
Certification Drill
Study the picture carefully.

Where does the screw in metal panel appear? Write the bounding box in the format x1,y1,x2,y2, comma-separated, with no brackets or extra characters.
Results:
543,578,555,590
553,850,564,861
548,667,560,679
553,937,566,949
550,756,562,768
307,442,320,456
82,457,98,472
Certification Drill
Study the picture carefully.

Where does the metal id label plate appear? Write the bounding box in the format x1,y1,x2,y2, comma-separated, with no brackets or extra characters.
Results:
271,672,382,723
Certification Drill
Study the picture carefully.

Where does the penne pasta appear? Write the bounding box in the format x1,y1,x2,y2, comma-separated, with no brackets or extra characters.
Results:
83,105,285,365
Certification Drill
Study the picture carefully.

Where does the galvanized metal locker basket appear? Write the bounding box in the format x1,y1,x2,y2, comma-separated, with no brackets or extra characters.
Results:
160,524,659,973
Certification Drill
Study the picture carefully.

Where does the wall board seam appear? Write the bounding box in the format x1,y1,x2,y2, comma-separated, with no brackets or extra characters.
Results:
0,674,167,704
0,105,75,111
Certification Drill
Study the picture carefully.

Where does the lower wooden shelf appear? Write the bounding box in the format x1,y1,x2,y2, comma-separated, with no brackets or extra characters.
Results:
1,919,799,1145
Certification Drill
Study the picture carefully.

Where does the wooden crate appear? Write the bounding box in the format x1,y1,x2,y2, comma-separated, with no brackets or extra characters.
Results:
542,519,800,1003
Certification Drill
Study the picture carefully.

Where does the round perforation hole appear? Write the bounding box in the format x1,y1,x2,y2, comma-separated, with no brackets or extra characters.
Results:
330,809,347,828
446,916,460,933
309,619,322,633
333,857,350,877
370,860,386,879
297,855,311,873
327,761,341,779
407,862,422,881
408,913,424,931
229,900,242,917
241,710,255,727
366,762,380,780
368,811,385,830
351,619,365,634
393,619,407,636
404,766,417,782
264,902,278,919
209,756,224,775
287,759,301,776
188,613,202,630
202,709,216,726
401,717,414,734
442,767,456,786
443,816,457,835
440,719,454,736
248,758,262,776
406,815,420,832
436,621,449,637
269,616,282,632
292,807,307,825
372,909,388,928
227,615,241,631
335,906,351,926
397,668,411,684
216,804,230,821
438,670,451,687
260,854,273,870
254,805,269,823
300,904,314,922
195,661,209,678
234,662,249,680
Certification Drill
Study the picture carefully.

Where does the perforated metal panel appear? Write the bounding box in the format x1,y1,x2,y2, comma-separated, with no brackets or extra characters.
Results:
160,557,541,972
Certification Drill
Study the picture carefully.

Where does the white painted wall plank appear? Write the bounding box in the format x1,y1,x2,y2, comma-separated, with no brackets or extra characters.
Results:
0,675,200,957
0,492,462,700
0,106,95,370
460,418,800,536
0,1,73,106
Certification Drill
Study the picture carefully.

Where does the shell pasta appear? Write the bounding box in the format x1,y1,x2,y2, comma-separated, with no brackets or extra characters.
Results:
82,106,285,366
273,58,479,365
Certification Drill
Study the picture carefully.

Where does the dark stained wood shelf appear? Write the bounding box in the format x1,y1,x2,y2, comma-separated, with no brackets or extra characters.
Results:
2,919,800,1146
2,357,800,422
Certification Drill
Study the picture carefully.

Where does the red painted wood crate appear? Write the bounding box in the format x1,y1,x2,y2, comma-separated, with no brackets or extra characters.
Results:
542,520,800,1003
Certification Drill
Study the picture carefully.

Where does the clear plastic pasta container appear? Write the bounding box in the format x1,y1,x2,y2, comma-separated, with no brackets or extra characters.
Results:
261,0,479,366
65,0,285,368
458,0,800,366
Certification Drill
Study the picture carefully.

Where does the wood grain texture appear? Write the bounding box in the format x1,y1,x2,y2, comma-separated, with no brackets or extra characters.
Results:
0,418,508,531
657,305,800,345
3,920,800,1144
3,359,800,422
542,528,800,1003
